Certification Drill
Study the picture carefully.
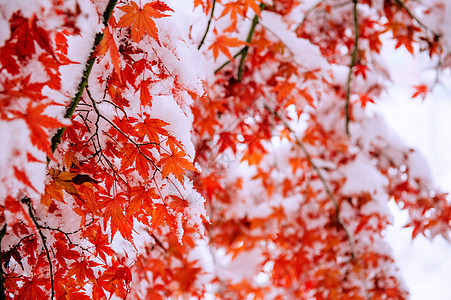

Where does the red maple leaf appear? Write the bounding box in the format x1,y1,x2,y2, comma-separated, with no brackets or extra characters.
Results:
17,275,48,300
103,197,133,240
120,143,156,179
67,260,98,287
127,185,159,218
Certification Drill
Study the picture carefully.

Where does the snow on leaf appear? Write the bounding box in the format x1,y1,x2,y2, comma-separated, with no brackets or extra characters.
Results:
94,27,122,81
18,103,64,155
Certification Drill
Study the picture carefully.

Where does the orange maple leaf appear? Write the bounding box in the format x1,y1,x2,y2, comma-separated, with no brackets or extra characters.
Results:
104,196,133,240
169,195,188,214
127,185,159,218
358,94,375,108
173,261,201,292
165,135,185,152
120,143,156,179
208,36,248,60
159,149,197,183
219,0,262,31
137,80,154,107
150,203,169,230
67,260,98,286
194,0,212,12
50,168,79,196
134,116,169,143
117,1,173,44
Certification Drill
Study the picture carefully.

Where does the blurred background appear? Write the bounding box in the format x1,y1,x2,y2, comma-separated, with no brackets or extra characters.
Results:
378,42,451,300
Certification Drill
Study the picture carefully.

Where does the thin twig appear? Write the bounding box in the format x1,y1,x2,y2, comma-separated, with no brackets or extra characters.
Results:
83,89,129,184
345,0,359,136
150,233,167,252
39,219,95,251
23,198,55,299
198,0,217,50
100,116,160,173
393,0,440,38
296,0,324,31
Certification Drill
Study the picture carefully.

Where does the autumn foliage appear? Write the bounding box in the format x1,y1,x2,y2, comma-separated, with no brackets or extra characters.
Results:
0,0,450,299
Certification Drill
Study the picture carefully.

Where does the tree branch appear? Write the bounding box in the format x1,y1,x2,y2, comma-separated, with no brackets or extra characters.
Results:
38,219,95,251
50,0,118,155
237,4,264,82
0,224,6,300
22,198,55,299
393,0,441,38
345,0,359,136
262,103,356,261
214,48,246,74
198,0,216,50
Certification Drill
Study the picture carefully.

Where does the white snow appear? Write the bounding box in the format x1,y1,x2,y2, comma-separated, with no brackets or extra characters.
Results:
340,154,388,195
379,38,451,300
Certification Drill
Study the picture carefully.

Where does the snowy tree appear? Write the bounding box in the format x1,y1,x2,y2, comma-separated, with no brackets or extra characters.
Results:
0,0,450,298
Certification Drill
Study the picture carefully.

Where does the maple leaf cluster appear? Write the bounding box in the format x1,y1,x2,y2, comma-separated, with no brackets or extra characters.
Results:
0,0,450,299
